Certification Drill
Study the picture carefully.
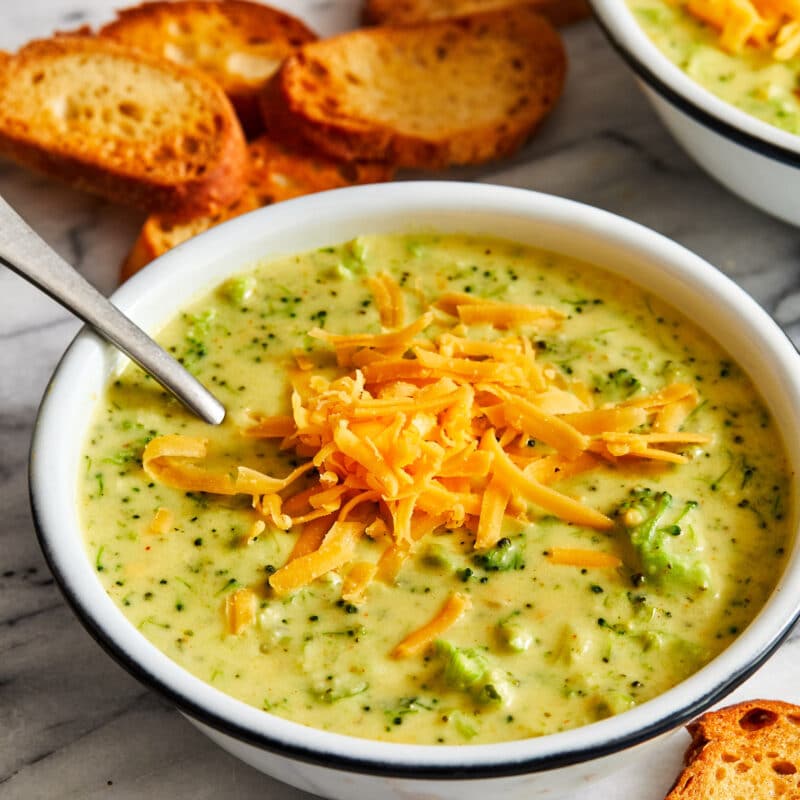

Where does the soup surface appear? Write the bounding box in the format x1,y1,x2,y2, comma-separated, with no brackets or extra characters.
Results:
629,0,800,134
80,234,791,745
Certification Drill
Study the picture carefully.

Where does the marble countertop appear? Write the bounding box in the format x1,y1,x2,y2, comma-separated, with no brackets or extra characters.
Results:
1,2,799,798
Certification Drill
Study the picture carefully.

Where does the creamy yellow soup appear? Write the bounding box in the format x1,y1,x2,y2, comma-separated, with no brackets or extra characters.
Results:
629,0,800,134
80,234,792,745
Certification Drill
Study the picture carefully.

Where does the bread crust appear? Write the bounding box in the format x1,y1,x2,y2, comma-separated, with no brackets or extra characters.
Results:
259,7,566,169
121,135,394,280
362,0,591,28
100,0,317,137
665,699,800,799
0,36,248,218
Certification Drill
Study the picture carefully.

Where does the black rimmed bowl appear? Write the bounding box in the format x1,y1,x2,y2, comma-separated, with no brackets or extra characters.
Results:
590,0,800,226
30,182,800,798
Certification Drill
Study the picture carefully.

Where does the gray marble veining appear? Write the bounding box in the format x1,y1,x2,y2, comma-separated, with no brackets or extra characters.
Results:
1,2,799,799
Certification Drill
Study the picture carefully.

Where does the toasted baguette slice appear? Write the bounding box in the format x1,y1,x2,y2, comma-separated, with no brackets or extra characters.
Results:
121,136,394,279
260,6,566,169
665,699,800,799
363,0,590,28
100,1,317,137
0,36,248,217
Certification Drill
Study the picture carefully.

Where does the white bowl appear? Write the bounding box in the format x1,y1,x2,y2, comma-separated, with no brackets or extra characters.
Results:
30,182,800,799
590,0,800,226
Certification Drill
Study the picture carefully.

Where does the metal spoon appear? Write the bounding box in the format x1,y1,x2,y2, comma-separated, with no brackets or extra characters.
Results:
0,194,225,425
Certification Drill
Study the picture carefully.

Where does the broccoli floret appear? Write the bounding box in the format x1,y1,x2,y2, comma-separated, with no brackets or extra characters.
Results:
435,640,513,706
420,543,453,570
593,690,636,719
437,640,488,690
595,368,642,401
496,612,532,652
447,709,479,739
617,488,710,590
473,537,525,571
338,237,369,276
309,677,368,703
383,696,433,726
181,309,217,368
221,275,256,305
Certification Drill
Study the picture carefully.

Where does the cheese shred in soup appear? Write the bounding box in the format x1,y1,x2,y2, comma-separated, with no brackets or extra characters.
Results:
80,234,792,745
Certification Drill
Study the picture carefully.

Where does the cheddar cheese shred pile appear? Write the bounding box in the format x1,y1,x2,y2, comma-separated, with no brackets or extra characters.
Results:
686,0,800,59
142,280,711,645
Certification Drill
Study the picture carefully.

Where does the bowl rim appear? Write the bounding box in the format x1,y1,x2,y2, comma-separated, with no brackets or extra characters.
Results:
30,181,800,779
588,0,800,167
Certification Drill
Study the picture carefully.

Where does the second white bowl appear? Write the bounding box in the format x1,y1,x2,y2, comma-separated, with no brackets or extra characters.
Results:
590,0,800,226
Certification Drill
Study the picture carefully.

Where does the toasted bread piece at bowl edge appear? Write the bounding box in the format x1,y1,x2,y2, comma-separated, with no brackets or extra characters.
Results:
99,1,317,137
665,699,800,799
260,6,566,169
363,0,590,29
120,135,394,280
0,36,248,217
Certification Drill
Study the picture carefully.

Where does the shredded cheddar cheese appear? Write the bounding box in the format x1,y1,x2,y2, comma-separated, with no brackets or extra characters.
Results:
342,561,378,604
685,0,800,59
391,592,472,658
244,519,266,545
547,547,623,569
142,291,712,616
269,521,364,596
147,506,174,535
224,588,257,635
366,272,406,328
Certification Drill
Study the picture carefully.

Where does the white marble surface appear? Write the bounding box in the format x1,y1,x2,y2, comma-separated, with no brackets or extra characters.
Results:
1,2,800,798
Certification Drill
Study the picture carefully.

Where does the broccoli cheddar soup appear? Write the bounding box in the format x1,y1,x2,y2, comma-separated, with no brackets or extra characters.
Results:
630,0,800,134
81,234,792,745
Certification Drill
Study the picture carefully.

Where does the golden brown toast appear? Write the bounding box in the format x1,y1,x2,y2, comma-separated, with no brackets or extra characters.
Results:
100,1,317,137
0,35,248,217
260,6,566,169
363,0,591,28
665,699,800,799
121,135,394,280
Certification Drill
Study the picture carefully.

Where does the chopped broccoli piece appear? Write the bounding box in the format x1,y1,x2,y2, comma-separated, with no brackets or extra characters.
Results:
497,613,532,652
636,630,708,670
351,236,368,264
552,624,593,666
437,640,488,690
221,275,256,305
616,488,710,590
474,673,513,706
595,368,642,401
339,237,369,276
420,543,452,570
406,239,426,259
187,309,216,337
383,696,433,725
435,640,514,706
447,709,479,739
593,690,636,719
182,309,216,368
310,677,368,703
473,537,525,571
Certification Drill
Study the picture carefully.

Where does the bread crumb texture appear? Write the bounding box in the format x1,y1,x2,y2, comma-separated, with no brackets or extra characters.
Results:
666,700,800,799
2,39,225,176
262,5,566,167
120,136,393,279
100,1,317,135
0,36,247,214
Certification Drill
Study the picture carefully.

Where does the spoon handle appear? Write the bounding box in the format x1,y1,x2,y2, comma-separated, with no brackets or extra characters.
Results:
0,195,225,425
